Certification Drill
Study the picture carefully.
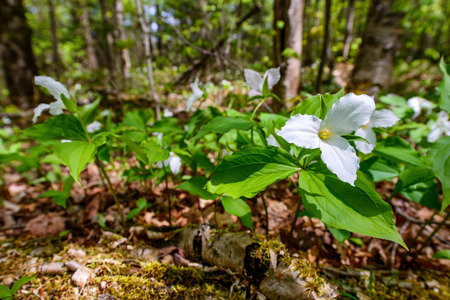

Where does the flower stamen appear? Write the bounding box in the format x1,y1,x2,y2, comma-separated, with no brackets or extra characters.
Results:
319,129,333,140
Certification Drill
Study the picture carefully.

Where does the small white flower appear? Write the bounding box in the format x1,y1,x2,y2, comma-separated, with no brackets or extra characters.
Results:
407,97,433,119
156,152,182,175
279,93,375,185
86,121,102,133
221,79,234,91
186,77,203,112
33,76,70,123
354,109,399,154
427,111,450,143
163,108,173,118
101,110,110,117
61,139,72,143
244,68,280,97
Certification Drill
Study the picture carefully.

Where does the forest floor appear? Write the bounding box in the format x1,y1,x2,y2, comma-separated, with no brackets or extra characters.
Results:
1,159,449,299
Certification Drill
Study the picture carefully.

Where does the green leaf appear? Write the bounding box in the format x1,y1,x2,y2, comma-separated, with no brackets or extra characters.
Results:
437,57,450,113
53,141,97,185
60,94,78,113
127,198,152,220
141,139,170,165
360,157,399,182
97,213,108,229
400,180,440,210
0,285,12,298
79,98,101,125
239,213,253,229
177,177,219,200
194,117,255,140
121,136,148,165
25,114,88,141
221,196,251,217
124,109,148,132
433,249,450,259
349,238,364,247
299,164,407,248
262,77,269,98
291,89,344,118
373,136,425,166
10,274,37,295
427,136,450,212
206,145,301,198
342,134,369,143
259,113,288,131
329,227,350,244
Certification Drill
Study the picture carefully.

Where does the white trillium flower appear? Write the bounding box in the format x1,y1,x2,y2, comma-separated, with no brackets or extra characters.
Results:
163,108,173,118
86,121,102,133
33,76,70,123
427,111,450,143
407,97,433,119
354,109,399,154
278,93,375,185
156,152,182,175
244,68,281,98
186,77,203,112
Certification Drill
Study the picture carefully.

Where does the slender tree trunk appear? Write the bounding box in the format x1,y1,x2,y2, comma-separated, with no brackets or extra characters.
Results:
273,0,305,111
114,0,131,80
135,0,161,120
81,2,98,70
342,0,355,60
47,0,62,79
156,4,163,56
316,0,331,93
350,0,404,96
99,0,116,85
0,0,38,109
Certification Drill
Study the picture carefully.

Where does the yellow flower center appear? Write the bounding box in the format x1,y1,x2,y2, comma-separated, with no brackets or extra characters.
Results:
361,123,369,129
319,128,333,140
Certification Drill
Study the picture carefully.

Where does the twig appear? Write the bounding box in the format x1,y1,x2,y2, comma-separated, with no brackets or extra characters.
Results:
390,220,410,266
395,206,449,225
413,211,450,259
162,161,172,226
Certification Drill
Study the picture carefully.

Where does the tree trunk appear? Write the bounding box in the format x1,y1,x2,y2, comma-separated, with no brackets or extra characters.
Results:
342,0,355,60
99,0,116,85
135,0,161,120
114,0,131,80
349,0,404,96
0,0,38,109
316,0,331,93
47,0,62,79
81,2,98,70
272,0,305,112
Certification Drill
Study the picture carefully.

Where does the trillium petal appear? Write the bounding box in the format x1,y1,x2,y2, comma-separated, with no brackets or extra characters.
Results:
169,154,182,175
265,67,281,89
319,135,359,185
370,110,399,128
32,103,50,123
35,76,70,102
278,114,321,149
427,127,442,143
244,69,263,92
49,100,65,115
354,127,376,154
266,134,281,148
323,93,375,135
249,89,261,98
86,121,102,133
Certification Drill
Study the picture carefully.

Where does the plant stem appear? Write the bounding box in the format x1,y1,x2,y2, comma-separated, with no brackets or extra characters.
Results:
95,155,126,231
289,192,303,242
67,198,83,229
162,161,172,226
413,211,449,259
410,210,438,246
260,192,269,235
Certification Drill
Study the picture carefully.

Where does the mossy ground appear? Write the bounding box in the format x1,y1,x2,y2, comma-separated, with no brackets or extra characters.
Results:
0,234,448,299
